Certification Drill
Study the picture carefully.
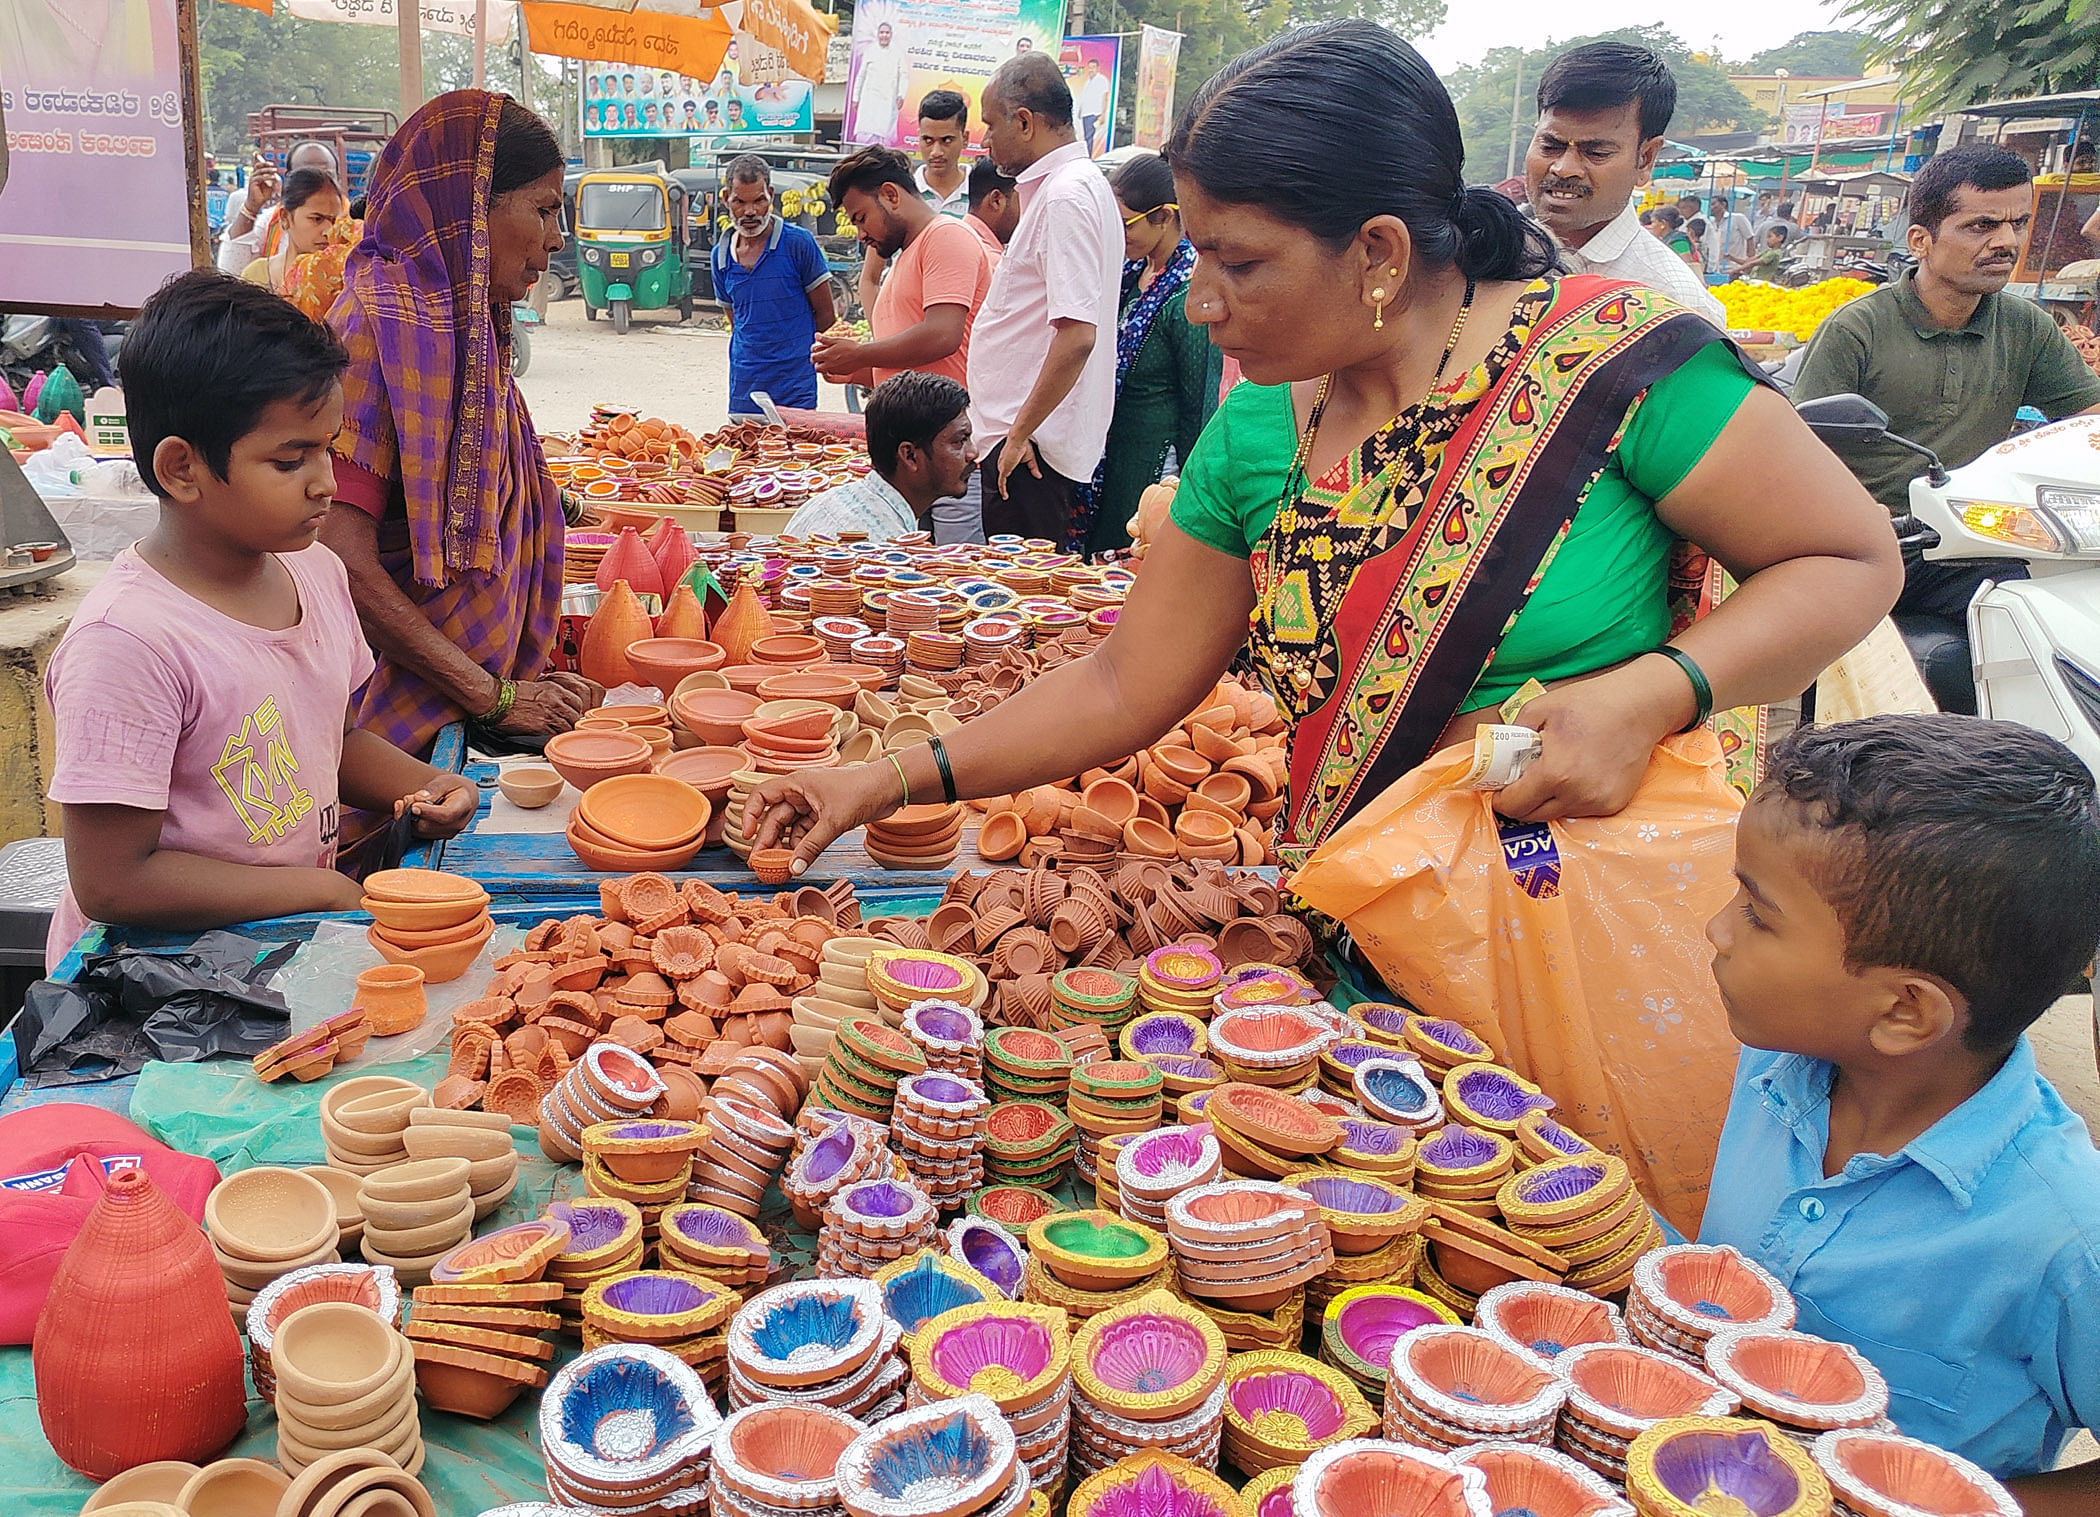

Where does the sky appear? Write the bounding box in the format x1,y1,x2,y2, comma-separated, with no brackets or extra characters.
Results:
1412,0,1854,74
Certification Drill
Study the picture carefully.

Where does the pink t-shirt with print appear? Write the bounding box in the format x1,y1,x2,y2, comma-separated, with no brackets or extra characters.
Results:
44,544,376,969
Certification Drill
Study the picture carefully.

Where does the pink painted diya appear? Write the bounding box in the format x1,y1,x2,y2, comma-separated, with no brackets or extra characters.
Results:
1450,1441,1635,1517
1291,1439,1493,1517
911,1300,1072,1423
1068,1450,1245,1517
836,1393,1021,1517
1115,1126,1223,1225
1809,1428,2020,1517
1474,1281,1630,1368
1704,1328,1889,1434
1384,1325,1567,1452
712,1402,866,1513
1625,1417,1833,1517
945,1216,1028,1300
1219,1351,1378,1474
1071,1288,1228,1423
1239,1467,1297,1517
1318,1285,1459,1396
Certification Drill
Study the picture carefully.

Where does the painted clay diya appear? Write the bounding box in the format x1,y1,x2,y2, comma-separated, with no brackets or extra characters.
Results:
1207,1008,1337,1072
546,1199,645,1274
1281,1171,1428,1254
1497,1156,1633,1234
1474,1281,1629,1368
1070,1288,1228,1422
1069,1375,1229,1478
1290,1439,1493,1517
984,1103,1076,1160
1165,1181,1321,1250
911,1300,1071,1415
246,1263,401,1398
1318,1286,1459,1390
1116,1126,1223,1203
1316,1040,1394,1094
1239,1467,1296,1517
1515,1110,1601,1166
1206,1085,1344,1159
581,1121,706,1186
1450,1441,1635,1517
582,1271,738,1343
1220,1352,1378,1474
1212,966,1319,1013
1147,1056,1227,1097
1349,1003,1416,1046
946,1216,1028,1299
731,1279,887,1389
659,1204,771,1275
1624,1417,1833,1517
712,1402,867,1512
1704,1328,1889,1432
1352,1059,1444,1130
1029,1211,1171,1292
1331,1119,1418,1178
1068,1450,1243,1517
1401,1016,1497,1070
1386,1326,1567,1444
876,1250,1001,1341
539,1342,720,1502
866,950,981,1013
1415,1125,1517,1189
1443,1064,1556,1134
1120,1011,1209,1062
1809,1428,2020,1517
1141,944,1225,995
1554,1343,1742,1443
427,1217,570,1288
828,1180,937,1243
1631,1246,1797,1342
835,1393,1018,1517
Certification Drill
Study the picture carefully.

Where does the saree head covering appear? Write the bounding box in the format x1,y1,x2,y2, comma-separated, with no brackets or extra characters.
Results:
332,90,563,755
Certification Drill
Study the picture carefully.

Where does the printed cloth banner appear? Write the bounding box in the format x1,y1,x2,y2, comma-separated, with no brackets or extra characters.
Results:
581,37,812,138
523,0,733,76
282,0,518,40
842,0,1068,150
737,0,831,83
1060,34,1118,158
1132,22,1179,150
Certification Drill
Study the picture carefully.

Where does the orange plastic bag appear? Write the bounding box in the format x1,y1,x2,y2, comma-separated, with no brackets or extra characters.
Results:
1291,729,1744,1235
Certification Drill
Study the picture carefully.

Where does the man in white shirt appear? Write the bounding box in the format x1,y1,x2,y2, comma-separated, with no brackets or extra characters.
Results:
966,52,1121,542
217,140,338,275
1075,59,1113,156
850,23,910,146
1704,193,1754,285
1522,43,1726,327
785,374,977,540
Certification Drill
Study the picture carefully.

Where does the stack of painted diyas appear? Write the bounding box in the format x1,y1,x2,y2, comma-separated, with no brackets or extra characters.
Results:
1382,1323,1567,1453
1064,1059,1163,1187
1627,1244,1796,1364
821,1176,941,1278
544,1197,646,1333
909,1301,1073,1495
658,1202,773,1294
727,1278,909,1421
1068,1288,1229,1477
891,1069,989,1211
1022,1209,1172,1325
540,1342,721,1516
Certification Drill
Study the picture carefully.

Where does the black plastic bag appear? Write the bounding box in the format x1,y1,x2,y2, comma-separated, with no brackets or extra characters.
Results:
11,931,298,1086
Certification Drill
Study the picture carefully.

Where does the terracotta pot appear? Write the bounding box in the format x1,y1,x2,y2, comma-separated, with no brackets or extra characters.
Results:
204,1167,338,1263
366,917,493,986
749,633,826,667
173,1459,292,1517
712,582,778,666
656,582,710,642
594,526,665,601
580,579,656,689
543,728,654,794
671,688,765,746
626,638,728,696
495,766,564,809
977,811,1028,862
651,525,699,599
352,965,427,1036
33,1168,247,1477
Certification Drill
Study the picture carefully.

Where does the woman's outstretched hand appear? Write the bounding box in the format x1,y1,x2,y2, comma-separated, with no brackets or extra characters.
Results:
743,762,907,876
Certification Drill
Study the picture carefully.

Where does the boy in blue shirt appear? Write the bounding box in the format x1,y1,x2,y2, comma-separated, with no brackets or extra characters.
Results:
1702,715,2100,1510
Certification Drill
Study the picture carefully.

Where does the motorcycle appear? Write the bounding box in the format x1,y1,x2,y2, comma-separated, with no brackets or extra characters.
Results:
1798,393,2100,779
510,299,539,379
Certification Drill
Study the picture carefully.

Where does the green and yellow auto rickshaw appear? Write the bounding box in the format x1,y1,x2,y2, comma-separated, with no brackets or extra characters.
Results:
575,165,694,333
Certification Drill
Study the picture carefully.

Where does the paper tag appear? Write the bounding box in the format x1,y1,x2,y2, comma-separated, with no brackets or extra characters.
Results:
1456,724,1543,790
1499,678,1548,724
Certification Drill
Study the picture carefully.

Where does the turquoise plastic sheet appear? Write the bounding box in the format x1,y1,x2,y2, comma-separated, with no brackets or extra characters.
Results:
0,1053,587,1515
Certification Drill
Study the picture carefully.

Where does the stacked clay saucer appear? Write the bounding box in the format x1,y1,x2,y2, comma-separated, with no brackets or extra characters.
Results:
363,868,494,987
1048,968,1140,1040
815,1014,930,1121
357,1158,473,1286
1416,1202,1571,1322
659,1203,773,1293
1219,1350,1378,1476
837,1394,1026,1517
1205,1081,1344,1179
581,1270,740,1388
866,803,965,870
908,1300,1073,1493
689,1093,799,1221
538,1043,670,1164
1113,1125,1222,1229
1625,1417,1831,1517
1384,1324,1567,1453
1810,1428,2021,1517
568,772,712,872
1065,1060,1164,1186
1627,1245,1796,1365
822,1176,941,1278
247,1262,400,1403
1352,1057,1446,1134
1136,944,1224,1020
711,1402,866,1517
271,1300,425,1477
1704,1328,1891,1446
795,936,885,1074
541,1343,721,1515
402,1106,520,1220
1400,1014,1500,1080
582,1118,702,1240
323,1075,429,1175
1414,1124,1517,1212
1474,1280,1631,1369
784,1114,895,1230
902,998,985,1080
206,1166,342,1323
1208,1004,1339,1092
1068,1288,1229,1477
546,1197,647,1332
1497,1154,1660,1296
892,1070,989,1211
983,1100,1077,1189
1552,1342,1741,1482
946,1215,1029,1302
1318,1283,1459,1401
405,1218,568,1417
728,1279,909,1420
1166,1180,1333,1317
983,1027,1074,1105
253,1009,371,1085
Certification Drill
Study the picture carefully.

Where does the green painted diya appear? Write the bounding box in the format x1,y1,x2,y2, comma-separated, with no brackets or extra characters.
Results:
1052,968,1140,1022
1029,1209,1171,1292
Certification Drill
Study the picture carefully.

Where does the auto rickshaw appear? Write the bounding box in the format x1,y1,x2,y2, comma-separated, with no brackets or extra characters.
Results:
575,164,694,333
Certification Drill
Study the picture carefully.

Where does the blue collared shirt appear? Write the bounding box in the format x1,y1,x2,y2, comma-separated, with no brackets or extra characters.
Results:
1699,1040,2100,1477
714,215,828,414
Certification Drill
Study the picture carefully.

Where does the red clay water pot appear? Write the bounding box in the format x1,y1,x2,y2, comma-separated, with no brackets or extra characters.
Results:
33,1167,247,1477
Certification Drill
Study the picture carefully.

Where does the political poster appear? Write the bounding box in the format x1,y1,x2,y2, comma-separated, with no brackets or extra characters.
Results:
1132,23,1180,150
582,40,814,141
1060,35,1119,158
842,0,1068,150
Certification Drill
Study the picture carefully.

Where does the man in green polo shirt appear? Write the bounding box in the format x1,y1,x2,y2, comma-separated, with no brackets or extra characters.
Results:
1794,145,2100,643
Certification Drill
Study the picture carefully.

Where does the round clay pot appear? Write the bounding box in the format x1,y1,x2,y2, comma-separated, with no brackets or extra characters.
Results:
271,1302,404,1406
204,1168,337,1263
543,728,654,793
173,1459,290,1516
351,968,427,1038
365,917,493,986
321,1077,423,1124
749,633,826,666
80,1461,199,1512
360,1196,475,1257
625,638,728,694
495,766,564,809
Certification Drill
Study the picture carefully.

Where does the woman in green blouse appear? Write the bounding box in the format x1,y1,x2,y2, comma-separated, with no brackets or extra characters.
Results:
1067,151,1224,557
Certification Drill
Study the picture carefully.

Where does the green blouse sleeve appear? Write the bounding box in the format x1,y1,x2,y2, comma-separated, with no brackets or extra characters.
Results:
1170,381,1298,557
1165,292,1226,472
1615,340,1758,502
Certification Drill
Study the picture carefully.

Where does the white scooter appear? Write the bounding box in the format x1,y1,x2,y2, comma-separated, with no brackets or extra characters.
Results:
1799,394,2100,779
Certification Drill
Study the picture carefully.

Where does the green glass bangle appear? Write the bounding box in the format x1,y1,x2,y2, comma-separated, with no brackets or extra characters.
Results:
1652,646,1713,731
887,752,913,806
479,678,517,725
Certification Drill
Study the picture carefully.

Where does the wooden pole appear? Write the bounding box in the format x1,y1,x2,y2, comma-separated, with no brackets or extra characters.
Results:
398,0,425,117
519,34,535,113
474,0,488,88
1504,54,1525,183
175,0,212,269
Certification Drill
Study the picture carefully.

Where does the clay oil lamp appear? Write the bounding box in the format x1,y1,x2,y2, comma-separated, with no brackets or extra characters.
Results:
902,1000,985,1076
1351,1058,1445,1133
1239,1467,1297,1517
1450,1442,1635,1517
1414,1124,1518,1203
539,1343,720,1509
1401,1014,1498,1072
910,1300,1072,1427
581,1120,705,1186
1496,1155,1642,1254
895,1071,991,1138
1115,1126,1223,1220
1624,1417,1832,1517
1628,1245,1797,1363
866,948,983,1016
1137,945,1225,1015
1281,1171,1428,1256
1208,1006,1338,1080
1164,1179,1323,1253
874,1250,1001,1344
1444,1063,1558,1135
1383,1324,1567,1451
729,1279,888,1391
1809,1428,2021,1517
1070,1287,1227,1427
1316,1038,1396,1098
1553,1342,1740,1474
824,1177,937,1256
1207,1083,1345,1161
545,1197,647,1302
1218,1351,1377,1474
1515,1109,1603,1167
1068,1451,1244,1517
1027,1210,1169,1294
658,1203,771,1280
712,1402,866,1513
1330,1118,1418,1179
1317,1285,1459,1397
1212,963,1321,1011
934,1216,1021,1300
1704,1327,1890,1435
172,1459,295,1515
1350,1002,1414,1046
582,1270,739,1347
206,1166,339,1267
1420,1202,1571,1298
835,1393,1021,1517
1291,1439,1494,1517
1120,1011,1208,1063
625,637,728,695
244,1262,401,1404
427,1217,572,1287
982,1101,1077,1187
77,1460,201,1511
1473,1280,1630,1369
1048,966,1142,1034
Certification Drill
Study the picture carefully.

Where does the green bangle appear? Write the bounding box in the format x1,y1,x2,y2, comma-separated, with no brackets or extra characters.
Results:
1652,646,1713,731
886,752,912,806
479,678,517,725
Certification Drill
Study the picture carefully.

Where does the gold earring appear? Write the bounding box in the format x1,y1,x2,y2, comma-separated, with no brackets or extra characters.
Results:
1372,287,1387,329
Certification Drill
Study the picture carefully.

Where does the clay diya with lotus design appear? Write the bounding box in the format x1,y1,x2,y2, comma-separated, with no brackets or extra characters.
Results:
1219,1351,1378,1475
540,1342,720,1510
1809,1428,2019,1517
1474,1280,1630,1369
1290,1438,1494,1517
875,1249,1003,1344
1068,1451,1245,1517
1703,1327,1890,1436
1628,1245,1797,1364
1624,1417,1832,1517
1317,1284,1459,1398
1552,1342,1741,1481
1383,1325,1568,1451
836,1393,1026,1517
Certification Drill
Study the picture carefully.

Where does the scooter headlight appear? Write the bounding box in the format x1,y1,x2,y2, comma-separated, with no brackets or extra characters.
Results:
1951,499,2068,554
2037,488,2100,552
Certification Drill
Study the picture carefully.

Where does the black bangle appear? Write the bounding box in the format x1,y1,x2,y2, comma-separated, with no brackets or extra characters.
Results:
1652,646,1714,731
927,737,958,805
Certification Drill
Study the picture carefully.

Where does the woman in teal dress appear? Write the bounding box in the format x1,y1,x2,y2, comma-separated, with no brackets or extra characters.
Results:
1069,151,1225,557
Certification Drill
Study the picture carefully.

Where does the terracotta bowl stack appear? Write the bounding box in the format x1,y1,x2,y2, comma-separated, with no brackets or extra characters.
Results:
1064,1060,1164,1188
907,1301,1074,1496
357,1158,475,1286
541,1343,722,1515
711,1402,867,1517
1383,1323,1568,1453
1111,1125,1222,1230
545,1198,647,1334
363,869,494,986
1068,1288,1229,1478
253,1009,372,1084
205,1166,342,1323
658,1203,774,1295
538,1042,670,1163
891,1070,989,1212
1283,1171,1431,1319
567,772,712,873
1810,1428,2022,1517
1165,1180,1334,1334
1496,1154,1661,1298
866,803,965,870
400,1106,519,1220
741,706,844,775
246,1262,401,1404
727,1279,910,1421
580,1269,741,1389
793,935,885,1075
821,1176,942,1279
270,1300,425,1477
405,1218,569,1418
1627,1245,1797,1366
323,1075,430,1175
543,727,656,794
1135,944,1225,1023
1551,1342,1742,1483
688,1090,801,1222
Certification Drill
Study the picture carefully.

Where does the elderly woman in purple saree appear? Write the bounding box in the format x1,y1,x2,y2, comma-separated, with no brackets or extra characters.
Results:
321,90,601,759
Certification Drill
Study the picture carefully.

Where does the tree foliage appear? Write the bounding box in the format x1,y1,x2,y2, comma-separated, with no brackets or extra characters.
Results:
1446,26,1762,181
1843,0,2097,111
1742,30,1878,77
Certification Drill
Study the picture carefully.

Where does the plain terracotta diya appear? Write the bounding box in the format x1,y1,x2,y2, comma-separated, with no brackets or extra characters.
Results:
172,1458,293,1516
495,766,564,808
577,773,712,852
78,1461,200,1512
205,1167,338,1263
1292,1439,1494,1517
365,915,493,984
625,637,728,694
543,728,654,792
1809,1428,2021,1517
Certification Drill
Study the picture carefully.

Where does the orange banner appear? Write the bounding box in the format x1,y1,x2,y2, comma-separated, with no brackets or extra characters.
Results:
521,2,733,77
738,0,832,83
217,0,275,11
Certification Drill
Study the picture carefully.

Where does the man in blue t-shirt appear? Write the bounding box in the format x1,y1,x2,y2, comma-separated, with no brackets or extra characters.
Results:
713,155,838,416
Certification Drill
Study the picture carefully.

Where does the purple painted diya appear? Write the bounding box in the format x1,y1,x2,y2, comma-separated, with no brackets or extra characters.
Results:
945,1217,1027,1299
830,1179,935,1242
1445,1063,1556,1133
1121,1012,1206,1060
1417,1124,1511,1179
905,1000,983,1051
1515,1110,1598,1164
584,1270,737,1342
1351,1003,1415,1044
660,1203,769,1267
1335,1118,1414,1165
1625,1418,1832,1517
1403,1016,1495,1064
911,1300,1071,1413
1069,1450,1241,1517
547,1197,644,1269
1321,1286,1460,1387
900,1072,986,1114
1285,1170,1426,1254
1071,1288,1227,1422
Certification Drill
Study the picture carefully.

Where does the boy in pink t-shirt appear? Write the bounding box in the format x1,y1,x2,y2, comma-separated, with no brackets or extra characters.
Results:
44,272,478,969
